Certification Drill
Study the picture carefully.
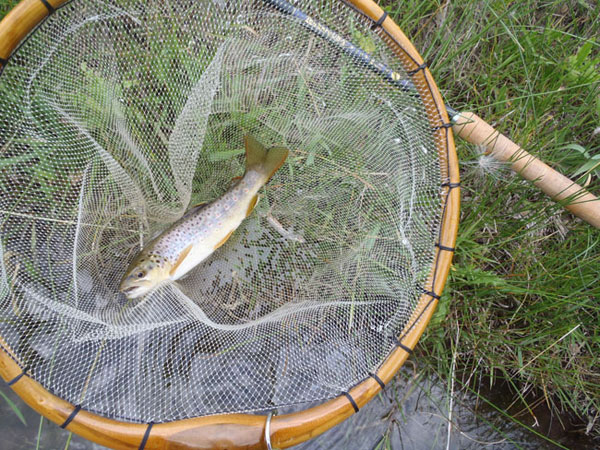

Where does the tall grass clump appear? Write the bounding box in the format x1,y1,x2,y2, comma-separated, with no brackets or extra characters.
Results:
382,0,600,439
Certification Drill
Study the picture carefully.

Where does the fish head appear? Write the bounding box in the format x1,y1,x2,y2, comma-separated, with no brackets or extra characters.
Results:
119,253,171,299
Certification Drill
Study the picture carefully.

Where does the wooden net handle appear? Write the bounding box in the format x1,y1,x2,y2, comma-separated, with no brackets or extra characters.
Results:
453,112,600,228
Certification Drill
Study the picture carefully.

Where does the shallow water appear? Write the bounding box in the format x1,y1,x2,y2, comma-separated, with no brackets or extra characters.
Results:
2,365,593,450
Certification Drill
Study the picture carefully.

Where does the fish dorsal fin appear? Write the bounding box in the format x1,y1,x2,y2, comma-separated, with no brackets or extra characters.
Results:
170,244,193,276
214,230,235,250
246,194,259,217
230,175,243,188
181,202,209,220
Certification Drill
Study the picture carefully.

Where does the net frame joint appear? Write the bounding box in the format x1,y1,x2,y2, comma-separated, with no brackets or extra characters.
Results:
445,106,461,124
265,410,276,450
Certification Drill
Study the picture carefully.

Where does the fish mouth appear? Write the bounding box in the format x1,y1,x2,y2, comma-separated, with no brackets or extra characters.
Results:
120,285,145,299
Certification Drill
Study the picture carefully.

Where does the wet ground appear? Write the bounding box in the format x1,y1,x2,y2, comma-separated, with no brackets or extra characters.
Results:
1,366,595,449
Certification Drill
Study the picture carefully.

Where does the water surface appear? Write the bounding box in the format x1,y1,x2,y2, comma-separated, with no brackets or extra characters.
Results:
3,366,588,449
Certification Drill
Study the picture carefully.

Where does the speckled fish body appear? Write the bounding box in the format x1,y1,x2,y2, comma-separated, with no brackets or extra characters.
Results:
119,135,288,299
152,169,265,280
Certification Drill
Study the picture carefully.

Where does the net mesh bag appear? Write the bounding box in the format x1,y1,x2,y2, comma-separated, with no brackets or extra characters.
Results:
0,0,457,440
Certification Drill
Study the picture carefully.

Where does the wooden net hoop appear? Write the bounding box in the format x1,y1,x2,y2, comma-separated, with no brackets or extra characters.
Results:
0,0,459,448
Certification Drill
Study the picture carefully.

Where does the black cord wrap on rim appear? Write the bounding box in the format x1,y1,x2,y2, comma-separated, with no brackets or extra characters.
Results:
7,366,29,386
435,243,455,252
368,372,386,390
1,0,77,79
341,391,359,413
395,339,413,354
422,288,441,300
432,122,453,132
39,0,55,15
442,181,461,189
138,422,154,450
407,62,427,76
60,404,81,429
371,10,387,28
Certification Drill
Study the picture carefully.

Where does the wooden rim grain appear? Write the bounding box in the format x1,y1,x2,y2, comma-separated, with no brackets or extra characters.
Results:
0,0,460,448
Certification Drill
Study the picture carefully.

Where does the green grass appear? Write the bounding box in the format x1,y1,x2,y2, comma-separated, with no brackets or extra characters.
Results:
1,0,599,446
380,0,600,440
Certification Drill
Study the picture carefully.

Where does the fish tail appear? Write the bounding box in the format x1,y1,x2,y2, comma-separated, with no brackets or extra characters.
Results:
244,134,288,181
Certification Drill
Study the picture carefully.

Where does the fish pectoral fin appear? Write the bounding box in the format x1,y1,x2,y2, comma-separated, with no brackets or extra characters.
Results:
246,194,259,217
214,230,235,251
169,244,194,276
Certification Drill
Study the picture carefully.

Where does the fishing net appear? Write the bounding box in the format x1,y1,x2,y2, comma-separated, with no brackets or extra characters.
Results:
0,0,458,446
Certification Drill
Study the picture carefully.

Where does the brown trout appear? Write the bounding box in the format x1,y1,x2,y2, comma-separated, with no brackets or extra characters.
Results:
119,135,288,299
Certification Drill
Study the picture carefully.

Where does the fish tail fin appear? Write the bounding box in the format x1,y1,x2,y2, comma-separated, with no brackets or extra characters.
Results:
244,134,288,181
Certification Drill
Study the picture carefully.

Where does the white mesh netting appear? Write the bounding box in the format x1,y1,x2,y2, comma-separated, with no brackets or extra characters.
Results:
0,0,445,422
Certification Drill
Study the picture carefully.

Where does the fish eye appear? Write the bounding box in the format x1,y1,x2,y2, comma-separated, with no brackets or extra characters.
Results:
137,271,145,278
